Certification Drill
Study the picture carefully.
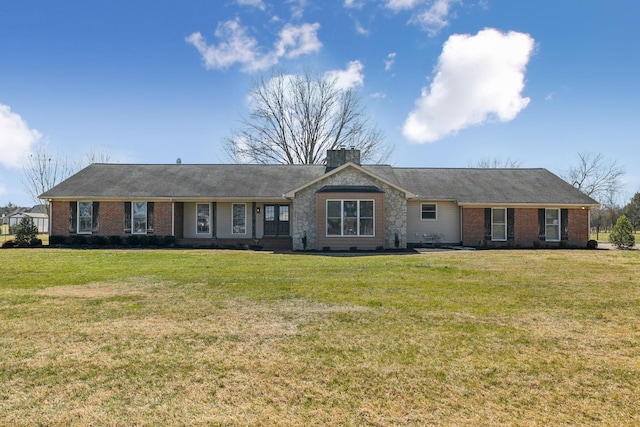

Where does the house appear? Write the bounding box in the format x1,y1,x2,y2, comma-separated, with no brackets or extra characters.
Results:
6,205,49,234
40,148,599,250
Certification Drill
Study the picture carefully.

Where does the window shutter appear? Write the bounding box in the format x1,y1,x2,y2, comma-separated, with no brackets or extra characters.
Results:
561,209,569,241
92,202,100,233
538,209,546,241
147,202,154,233
484,208,491,241
69,202,77,233
212,202,217,238
507,208,515,240
124,202,131,233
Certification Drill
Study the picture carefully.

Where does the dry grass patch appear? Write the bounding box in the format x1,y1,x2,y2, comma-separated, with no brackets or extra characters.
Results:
1,249,639,425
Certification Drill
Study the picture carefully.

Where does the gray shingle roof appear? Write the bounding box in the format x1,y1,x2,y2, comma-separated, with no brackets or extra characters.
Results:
40,163,598,206
41,164,325,199
393,168,599,205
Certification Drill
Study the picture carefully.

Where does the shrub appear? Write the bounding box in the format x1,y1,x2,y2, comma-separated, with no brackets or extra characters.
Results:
2,239,16,248
609,214,635,249
15,217,38,247
533,240,542,248
127,235,140,246
70,235,87,245
349,246,358,252
163,235,176,246
587,239,598,249
559,240,569,248
30,238,43,247
108,235,123,246
89,235,108,246
49,235,66,245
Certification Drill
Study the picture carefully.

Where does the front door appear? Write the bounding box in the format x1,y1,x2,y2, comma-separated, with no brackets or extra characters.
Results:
264,205,290,236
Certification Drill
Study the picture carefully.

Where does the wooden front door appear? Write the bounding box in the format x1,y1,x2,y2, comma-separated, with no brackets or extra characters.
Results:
264,205,290,236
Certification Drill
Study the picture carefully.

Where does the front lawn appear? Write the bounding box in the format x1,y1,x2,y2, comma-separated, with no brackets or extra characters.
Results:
1,249,638,425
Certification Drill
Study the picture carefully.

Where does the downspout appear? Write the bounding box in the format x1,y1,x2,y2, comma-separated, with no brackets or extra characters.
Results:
171,201,175,237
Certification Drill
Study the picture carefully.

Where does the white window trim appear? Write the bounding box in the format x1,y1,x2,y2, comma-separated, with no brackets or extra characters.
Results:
132,201,147,235
196,203,211,234
491,208,507,242
420,203,438,221
77,201,93,234
326,199,375,237
545,208,561,242
232,203,247,235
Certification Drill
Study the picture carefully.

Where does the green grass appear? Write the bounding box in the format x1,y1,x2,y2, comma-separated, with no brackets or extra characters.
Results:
1,249,639,425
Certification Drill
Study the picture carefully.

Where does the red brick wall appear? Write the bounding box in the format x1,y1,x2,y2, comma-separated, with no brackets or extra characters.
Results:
154,202,173,236
462,208,485,247
100,202,124,235
514,208,539,246
50,201,70,236
50,200,174,237
462,207,591,248
568,208,590,247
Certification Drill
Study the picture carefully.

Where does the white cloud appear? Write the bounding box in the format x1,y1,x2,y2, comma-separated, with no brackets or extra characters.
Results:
0,103,42,169
386,0,422,11
402,28,535,143
344,0,363,8
385,0,460,36
410,0,459,36
186,19,321,72
288,0,308,19
354,20,369,35
385,52,397,71
185,19,258,70
275,23,322,58
236,0,266,10
325,60,365,90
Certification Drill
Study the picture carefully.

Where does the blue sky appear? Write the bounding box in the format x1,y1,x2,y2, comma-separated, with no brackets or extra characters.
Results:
1,0,639,207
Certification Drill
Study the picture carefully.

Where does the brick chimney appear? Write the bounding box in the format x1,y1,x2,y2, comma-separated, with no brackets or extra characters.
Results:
326,147,361,170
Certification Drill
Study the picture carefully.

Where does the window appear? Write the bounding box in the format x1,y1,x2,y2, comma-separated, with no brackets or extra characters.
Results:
197,203,210,234
492,208,507,241
545,208,560,241
421,203,437,220
232,203,246,234
279,205,289,222
265,205,275,222
326,200,374,237
78,201,93,234
125,202,153,234
132,202,147,234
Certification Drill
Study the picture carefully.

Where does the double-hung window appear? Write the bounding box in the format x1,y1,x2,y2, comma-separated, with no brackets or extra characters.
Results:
197,203,210,234
132,202,147,234
232,203,246,234
492,208,507,241
421,203,437,220
326,200,374,237
545,208,561,241
78,201,93,234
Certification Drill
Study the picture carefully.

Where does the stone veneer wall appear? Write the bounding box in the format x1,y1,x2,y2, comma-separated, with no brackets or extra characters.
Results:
291,167,407,250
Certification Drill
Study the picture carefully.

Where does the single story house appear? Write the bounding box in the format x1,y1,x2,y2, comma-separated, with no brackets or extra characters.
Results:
40,148,599,250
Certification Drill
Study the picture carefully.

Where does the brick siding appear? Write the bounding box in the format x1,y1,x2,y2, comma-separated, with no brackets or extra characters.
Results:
462,207,592,248
50,201,173,237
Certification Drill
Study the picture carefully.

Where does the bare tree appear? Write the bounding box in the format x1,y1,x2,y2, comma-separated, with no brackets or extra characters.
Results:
469,156,523,168
224,68,392,165
21,142,71,215
22,144,114,215
561,152,624,203
71,146,113,171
